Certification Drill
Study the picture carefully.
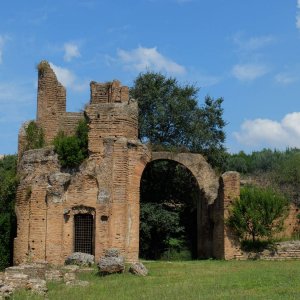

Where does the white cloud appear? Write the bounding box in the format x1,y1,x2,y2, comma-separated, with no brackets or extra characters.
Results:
49,62,87,92
275,73,298,85
234,112,300,149
193,73,221,87
63,42,81,62
297,1,300,29
297,15,300,29
232,63,269,81
282,112,300,136
50,63,76,87
233,34,275,52
0,35,6,64
117,46,186,75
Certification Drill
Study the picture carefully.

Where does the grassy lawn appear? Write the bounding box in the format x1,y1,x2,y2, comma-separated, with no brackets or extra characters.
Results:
14,260,300,300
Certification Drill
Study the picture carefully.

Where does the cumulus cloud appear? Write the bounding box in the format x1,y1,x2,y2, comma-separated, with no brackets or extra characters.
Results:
63,42,81,62
275,73,298,85
117,46,186,75
49,63,87,92
234,112,300,149
232,63,269,81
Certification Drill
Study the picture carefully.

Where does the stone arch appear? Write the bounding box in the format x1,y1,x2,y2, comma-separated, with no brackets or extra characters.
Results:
151,152,219,204
139,151,220,258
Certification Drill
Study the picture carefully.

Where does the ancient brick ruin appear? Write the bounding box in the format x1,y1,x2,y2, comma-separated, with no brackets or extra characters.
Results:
14,61,245,265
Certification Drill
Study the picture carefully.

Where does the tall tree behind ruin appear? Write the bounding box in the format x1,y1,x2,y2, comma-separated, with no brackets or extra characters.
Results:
130,71,227,168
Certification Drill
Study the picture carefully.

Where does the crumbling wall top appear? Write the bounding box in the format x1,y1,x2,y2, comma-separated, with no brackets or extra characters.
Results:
90,80,129,104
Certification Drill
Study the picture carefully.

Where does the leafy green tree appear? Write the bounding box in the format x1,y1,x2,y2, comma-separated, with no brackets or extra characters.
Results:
226,154,249,174
227,186,289,243
225,148,300,204
272,150,300,205
53,118,89,168
140,202,183,259
0,155,18,270
130,72,226,168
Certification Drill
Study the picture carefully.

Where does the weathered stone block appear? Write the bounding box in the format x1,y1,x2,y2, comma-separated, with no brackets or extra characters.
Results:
98,256,125,275
129,262,148,276
65,252,95,267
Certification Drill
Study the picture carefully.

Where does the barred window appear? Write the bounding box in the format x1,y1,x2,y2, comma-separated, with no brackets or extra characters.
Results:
74,214,94,254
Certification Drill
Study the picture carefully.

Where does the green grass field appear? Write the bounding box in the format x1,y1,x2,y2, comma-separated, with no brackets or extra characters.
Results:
14,260,300,300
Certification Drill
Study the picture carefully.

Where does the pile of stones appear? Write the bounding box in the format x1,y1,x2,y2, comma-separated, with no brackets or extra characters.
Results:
0,249,148,298
0,260,90,298
0,262,48,298
98,248,148,276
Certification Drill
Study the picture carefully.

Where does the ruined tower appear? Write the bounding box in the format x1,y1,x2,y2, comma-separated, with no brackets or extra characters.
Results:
14,62,150,265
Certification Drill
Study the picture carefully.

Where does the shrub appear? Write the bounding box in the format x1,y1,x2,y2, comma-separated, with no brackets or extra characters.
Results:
24,121,45,151
76,119,89,157
53,119,89,168
54,133,85,168
227,186,289,244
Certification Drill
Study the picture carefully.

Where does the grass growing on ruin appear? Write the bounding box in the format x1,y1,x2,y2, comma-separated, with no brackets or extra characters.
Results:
14,260,300,300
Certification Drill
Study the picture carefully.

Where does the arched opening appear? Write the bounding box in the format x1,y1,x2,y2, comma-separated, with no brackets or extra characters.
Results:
139,159,202,260
74,214,94,255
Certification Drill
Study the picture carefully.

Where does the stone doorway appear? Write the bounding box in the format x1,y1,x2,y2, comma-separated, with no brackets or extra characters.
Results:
74,214,94,255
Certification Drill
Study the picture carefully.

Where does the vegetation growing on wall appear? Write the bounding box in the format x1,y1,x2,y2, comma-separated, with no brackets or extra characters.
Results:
36,60,50,77
0,155,18,270
24,121,45,151
227,186,289,247
53,119,89,168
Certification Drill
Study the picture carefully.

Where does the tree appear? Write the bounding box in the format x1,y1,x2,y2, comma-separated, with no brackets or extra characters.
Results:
140,202,183,259
227,186,289,244
130,72,226,168
0,155,18,270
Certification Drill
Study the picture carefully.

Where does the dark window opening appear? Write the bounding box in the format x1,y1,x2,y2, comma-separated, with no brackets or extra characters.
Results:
74,214,94,254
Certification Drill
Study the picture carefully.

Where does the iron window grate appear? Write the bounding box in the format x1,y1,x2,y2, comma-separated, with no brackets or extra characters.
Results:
74,214,94,254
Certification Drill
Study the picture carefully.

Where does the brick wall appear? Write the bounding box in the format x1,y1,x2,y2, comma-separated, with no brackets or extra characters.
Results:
15,66,151,265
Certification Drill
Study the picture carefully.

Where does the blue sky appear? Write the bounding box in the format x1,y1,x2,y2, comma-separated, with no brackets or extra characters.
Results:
1,0,300,154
